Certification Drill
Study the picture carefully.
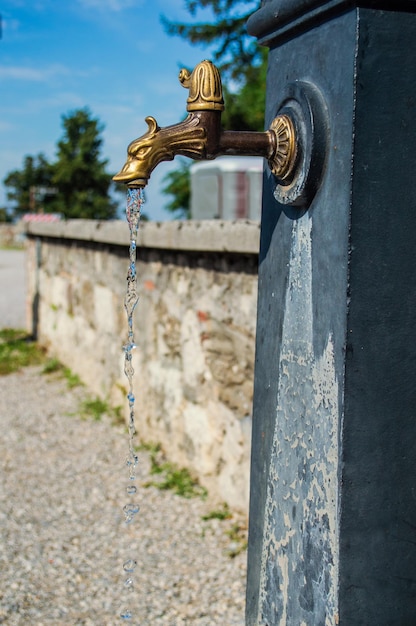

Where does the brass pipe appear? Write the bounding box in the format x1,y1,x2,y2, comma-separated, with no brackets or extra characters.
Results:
113,60,298,188
218,131,275,158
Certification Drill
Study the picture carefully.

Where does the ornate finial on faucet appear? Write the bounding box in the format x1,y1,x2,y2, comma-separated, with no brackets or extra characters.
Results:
113,60,304,194
179,60,224,112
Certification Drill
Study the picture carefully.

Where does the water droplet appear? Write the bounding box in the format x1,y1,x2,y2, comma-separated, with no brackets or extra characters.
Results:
126,485,137,495
124,577,134,588
124,363,134,381
123,559,137,572
123,503,140,516
123,342,137,354
124,502,140,524
124,293,139,317
120,608,133,620
126,454,138,468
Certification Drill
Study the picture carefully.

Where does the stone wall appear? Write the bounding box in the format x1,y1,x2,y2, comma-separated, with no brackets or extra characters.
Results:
25,219,259,512
0,223,23,248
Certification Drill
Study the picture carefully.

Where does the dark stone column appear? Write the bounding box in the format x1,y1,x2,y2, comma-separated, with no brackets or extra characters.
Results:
246,1,416,624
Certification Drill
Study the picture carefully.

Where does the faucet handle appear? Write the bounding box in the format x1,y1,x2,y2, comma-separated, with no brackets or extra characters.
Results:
179,60,225,113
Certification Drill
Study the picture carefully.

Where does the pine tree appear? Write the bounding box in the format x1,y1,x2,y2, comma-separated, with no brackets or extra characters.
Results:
3,154,54,217
52,108,117,219
162,0,262,82
3,108,118,220
161,1,266,218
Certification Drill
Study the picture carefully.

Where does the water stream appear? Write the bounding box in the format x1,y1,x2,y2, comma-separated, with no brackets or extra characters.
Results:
120,187,144,621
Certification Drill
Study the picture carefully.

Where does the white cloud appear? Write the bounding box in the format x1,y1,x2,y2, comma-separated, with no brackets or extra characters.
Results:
0,92,87,119
0,66,45,81
31,91,87,110
0,63,96,83
0,63,71,82
76,0,143,11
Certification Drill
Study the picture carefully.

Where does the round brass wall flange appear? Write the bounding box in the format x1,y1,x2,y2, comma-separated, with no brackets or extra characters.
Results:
268,114,298,183
270,82,328,207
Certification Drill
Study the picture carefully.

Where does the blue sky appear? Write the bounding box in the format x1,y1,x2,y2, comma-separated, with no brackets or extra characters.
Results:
0,0,230,220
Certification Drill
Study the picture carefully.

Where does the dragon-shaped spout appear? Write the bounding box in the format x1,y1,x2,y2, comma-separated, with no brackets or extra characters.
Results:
113,60,297,188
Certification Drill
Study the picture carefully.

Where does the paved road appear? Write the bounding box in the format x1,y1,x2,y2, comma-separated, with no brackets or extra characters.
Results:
0,249,26,329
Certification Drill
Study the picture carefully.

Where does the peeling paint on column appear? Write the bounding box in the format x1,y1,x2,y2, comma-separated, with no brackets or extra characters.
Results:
257,216,339,625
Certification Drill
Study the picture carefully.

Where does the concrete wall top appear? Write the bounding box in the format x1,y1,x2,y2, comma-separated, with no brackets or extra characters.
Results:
24,219,260,255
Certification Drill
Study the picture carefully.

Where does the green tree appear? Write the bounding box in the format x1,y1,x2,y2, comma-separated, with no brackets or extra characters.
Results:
161,159,191,219
221,48,267,132
0,208,12,223
52,108,117,219
161,0,262,83
3,109,118,220
3,153,54,217
162,1,266,132
161,1,266,218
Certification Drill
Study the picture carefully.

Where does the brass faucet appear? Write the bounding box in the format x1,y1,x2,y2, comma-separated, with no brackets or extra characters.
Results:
113,60,298,189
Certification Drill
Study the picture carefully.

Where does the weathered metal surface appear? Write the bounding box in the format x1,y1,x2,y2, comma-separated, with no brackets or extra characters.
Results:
247,1,416,624
257,217,340,624
247,8,355,622
339,9,416,623
247,0,416,46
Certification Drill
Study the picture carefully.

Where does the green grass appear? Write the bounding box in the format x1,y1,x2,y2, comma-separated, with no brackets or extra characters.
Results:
42,357,62,374
137,441,162,456
0,244,24,251
225,522,248,558
202,503,232,521
43,358,111,423
42,358,83,388
43,358,124,425
110,404,124,426
0,332,85,384
0,329,46,375
141,442,207,499
79,396,110,421
0,331,125,427
201,503,247,558
149,465,207,498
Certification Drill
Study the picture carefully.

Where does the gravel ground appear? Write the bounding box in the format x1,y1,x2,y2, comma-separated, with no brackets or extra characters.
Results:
0,366,247,625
